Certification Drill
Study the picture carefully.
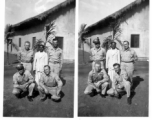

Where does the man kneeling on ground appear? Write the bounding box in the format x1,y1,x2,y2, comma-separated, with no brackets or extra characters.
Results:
107,63,132,105
12,64,35,101
38,65,63,101
84,61,109,97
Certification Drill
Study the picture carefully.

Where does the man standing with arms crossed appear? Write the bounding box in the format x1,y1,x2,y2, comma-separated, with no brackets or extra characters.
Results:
18,41,34,73
120,41,138,87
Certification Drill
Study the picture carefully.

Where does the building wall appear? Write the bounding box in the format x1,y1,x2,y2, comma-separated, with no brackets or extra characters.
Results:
120,4,149,59
4,5,75,61
84,3,149,60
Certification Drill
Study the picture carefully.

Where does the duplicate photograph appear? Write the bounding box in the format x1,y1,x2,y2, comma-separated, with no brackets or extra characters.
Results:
4,0,75,117
78,0,149,116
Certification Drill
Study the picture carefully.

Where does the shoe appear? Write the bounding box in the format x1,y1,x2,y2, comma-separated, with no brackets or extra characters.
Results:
27,96,33,102
40,94,47,101
51,95,60,101
100,94,106,98
114,93,120,99
127,97,131,105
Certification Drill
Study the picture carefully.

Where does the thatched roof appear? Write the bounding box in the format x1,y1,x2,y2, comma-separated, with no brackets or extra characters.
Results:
84,0,149,35
12,0,75,31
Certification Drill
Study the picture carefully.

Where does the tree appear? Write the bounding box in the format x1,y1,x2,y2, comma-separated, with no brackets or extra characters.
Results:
78,24,87,64
102,18,123,51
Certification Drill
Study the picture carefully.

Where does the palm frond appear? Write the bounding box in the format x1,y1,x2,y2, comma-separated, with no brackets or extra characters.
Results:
12,42,19,51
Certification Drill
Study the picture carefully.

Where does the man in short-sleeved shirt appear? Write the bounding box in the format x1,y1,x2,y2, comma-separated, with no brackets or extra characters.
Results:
107,63,131,105
90,38,106,70
47,39,63,75
38,65,63,101
120,41,137,85
84,61,109,97
18,41,34,72
12,64,35,101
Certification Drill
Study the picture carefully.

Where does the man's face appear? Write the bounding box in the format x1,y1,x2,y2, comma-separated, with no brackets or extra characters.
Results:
114,65,120,73
44,67,50,75
95,64,101,72
111,43,116,49
53,40,58,48
18,69,25,75
24,43,30,50
95,43,100,49
39,45,44,52
123,42,129,50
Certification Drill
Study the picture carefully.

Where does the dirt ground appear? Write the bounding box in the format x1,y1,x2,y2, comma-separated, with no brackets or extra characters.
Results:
3,63,74,117
78,61,149,117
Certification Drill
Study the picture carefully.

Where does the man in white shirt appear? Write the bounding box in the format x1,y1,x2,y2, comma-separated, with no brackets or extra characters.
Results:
33,41,48,85
106,42,120,85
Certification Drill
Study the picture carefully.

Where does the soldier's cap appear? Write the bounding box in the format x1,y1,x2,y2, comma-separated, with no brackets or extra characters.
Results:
39,41,45,46
16,64,24,70
93,38,100,44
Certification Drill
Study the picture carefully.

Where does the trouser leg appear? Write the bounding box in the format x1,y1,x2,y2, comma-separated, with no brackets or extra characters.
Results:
101,82,109,95
38,85,47,97
48,87,61,100
12,88,22,97
54,63,61,75
84,84,94,95
107,88,115,95
49,62,55,73
35,72,42,86
28,83,35,96
123,81,131,98
22,63,32,73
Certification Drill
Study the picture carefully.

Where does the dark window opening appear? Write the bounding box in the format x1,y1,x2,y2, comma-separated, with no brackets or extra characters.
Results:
55,36,63,49
32,37,36,48
131,34,139,48
19,38,21,47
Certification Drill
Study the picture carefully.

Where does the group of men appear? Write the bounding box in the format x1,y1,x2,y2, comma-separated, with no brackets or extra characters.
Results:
84,38,138,105
12,38,63,102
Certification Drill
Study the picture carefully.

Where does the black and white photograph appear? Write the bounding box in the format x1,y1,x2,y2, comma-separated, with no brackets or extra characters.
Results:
4,0,75,117
78,0,149,116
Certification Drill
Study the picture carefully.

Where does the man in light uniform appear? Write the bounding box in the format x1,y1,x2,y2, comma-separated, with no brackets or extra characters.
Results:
12,64,35,101
84,61,109,97
38,65,63,101
107,63,131,105
18,41,34,73
106,42,120,84
120,41,138,84
47,39,63,75
90,38,106,70
33,41,48,85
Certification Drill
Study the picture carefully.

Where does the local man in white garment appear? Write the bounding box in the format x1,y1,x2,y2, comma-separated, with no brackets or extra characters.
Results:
33,41,48,85
106,42,120,85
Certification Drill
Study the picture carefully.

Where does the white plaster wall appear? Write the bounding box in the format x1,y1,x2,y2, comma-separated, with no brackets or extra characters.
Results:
4,8,75,60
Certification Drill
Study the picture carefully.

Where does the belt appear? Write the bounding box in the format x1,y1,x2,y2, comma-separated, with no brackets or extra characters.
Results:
50,61,61,64
21,60,31,63
121,61,133,63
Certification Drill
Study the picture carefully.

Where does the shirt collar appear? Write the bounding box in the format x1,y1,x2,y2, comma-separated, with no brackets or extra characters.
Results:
123,47,131,52
94,47,101,51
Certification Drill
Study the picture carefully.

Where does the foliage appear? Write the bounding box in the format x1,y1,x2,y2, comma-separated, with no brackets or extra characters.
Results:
102,18,123,51
78,24,87,48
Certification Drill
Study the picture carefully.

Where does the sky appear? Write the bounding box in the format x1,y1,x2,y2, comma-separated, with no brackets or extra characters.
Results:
79,0,136,28
5,0,66,25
